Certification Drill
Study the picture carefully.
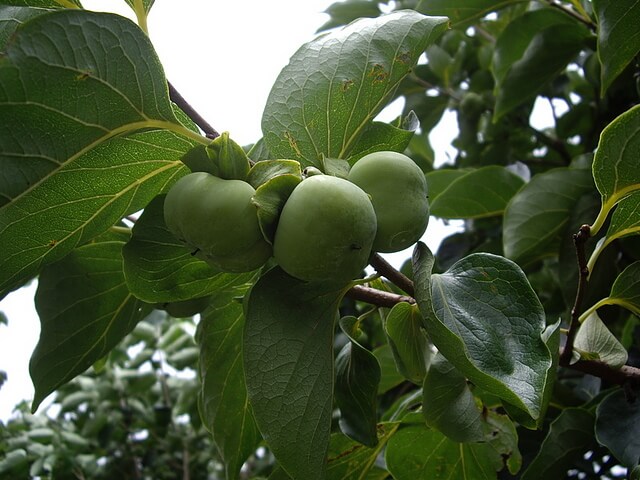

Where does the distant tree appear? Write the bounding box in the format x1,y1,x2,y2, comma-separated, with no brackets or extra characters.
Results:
0,312,229,479
1,0,639,479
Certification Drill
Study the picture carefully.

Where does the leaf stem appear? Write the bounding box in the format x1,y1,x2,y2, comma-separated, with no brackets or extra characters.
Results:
369,253,415,296
133,0,149,35
545,0,596,31
110,225,132,236
560,224,591,366
168,81,220,140
55,0,80,8
346,284,415,309
590,185,640,236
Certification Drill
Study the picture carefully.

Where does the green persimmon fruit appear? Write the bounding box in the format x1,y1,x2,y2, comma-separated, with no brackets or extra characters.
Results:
196,235,273,273
347,151,429,253
160,295,211,318
164,172,272,271
273,175,377,282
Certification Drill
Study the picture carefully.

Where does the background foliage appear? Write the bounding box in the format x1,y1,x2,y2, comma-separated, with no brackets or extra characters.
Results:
1,0,640,479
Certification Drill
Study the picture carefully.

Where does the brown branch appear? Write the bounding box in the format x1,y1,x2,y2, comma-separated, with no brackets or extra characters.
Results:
346,284,415,308
369,253,415,296
168,81,220,139
560,224,591,366
182,441,191,480
528,125,572,164
565,360,640,388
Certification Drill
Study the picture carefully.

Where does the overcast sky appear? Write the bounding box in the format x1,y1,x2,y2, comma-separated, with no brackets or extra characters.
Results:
0,0,461,420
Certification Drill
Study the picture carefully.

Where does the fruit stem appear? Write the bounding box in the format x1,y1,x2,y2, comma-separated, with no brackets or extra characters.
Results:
369,253,415,297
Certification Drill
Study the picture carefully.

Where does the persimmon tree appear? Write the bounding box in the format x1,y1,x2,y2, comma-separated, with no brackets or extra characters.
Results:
1,0,640,479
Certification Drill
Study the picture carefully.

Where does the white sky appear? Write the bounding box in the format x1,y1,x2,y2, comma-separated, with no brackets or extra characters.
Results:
0,0,461,420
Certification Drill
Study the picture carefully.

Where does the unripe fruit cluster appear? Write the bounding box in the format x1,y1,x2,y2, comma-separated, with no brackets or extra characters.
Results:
163,151,429,283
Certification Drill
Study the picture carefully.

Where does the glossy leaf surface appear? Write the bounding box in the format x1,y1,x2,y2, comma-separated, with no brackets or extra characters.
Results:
385,425,503,479
197,300,261,479
593,0,640,95
335,316,381,447
0,10,200,298
503,168,594,266
591,105,640,234
244,267,348,480
608,261,640,316
575,312,627,368
326,424,398,479
596,388,640,467
0,0,81,7
418,0,524,27
385,302,430,384
0,5,48,49
429,165,524,219
492,8,590,119
588,192,640,272
262,11,448,168
122,195,256,303
31,231,150,410
521,408,596,480
413,243,553,422
422,353,484,442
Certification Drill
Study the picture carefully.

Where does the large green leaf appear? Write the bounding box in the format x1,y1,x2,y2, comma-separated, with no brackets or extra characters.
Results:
429,165,524,219
0,5,48,50
385,425,503,479
574,312,627,368
422,353,484,443
243,267,349,480
317,0,381,33
425,169,468,203
521,408,596,480
492,8,591,120
326,424,398,479
335,316,381,447
261,10,448,168
122,195,255,303
0,10,205,299
347,120,415,164
593,0,640,95
608,261,640,316
0,0,81,8
384,302,431,384
0,130,194,300
197,299,261,480
583,261,640,321
374,344,405,395
412,243,553,423
591,105,640,235
503,167,594,266
30,231,151,411
596,388,640,468
417,0,525,27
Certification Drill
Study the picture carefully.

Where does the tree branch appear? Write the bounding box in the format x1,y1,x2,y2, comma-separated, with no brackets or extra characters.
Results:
346,284,415,309
528,124,572,164
560,224,591,366
369,253,415,296
168,81,220,140
566,360,640,388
